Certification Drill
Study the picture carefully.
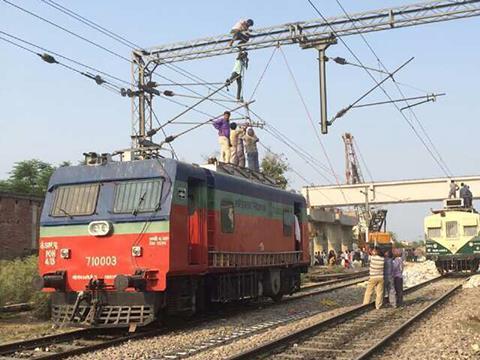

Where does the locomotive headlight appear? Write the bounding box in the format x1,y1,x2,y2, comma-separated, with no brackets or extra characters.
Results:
60,248,71,259
433,244,437,248
469,242,474,247
131,246,142,257
88,221,112,236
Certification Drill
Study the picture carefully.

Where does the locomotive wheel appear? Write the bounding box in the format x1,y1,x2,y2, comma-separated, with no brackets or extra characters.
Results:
270,293,283,303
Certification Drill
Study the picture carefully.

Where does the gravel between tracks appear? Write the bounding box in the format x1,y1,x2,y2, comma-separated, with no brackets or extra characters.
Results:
372,284,480,360
70,285,366,360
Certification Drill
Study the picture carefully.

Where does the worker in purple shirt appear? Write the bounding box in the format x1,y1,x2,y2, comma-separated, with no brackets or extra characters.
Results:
213,111,231,163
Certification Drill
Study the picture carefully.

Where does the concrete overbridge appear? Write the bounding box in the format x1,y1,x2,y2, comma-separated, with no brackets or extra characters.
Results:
302,176,480,208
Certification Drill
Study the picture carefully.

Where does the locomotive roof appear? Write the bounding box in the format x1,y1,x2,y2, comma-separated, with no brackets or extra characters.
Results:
47,158,305,205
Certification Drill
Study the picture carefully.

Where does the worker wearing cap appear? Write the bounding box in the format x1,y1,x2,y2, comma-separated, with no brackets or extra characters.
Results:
213,111,231,163
228,19,254,47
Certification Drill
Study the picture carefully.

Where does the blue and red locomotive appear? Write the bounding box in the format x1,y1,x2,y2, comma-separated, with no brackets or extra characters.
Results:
36,155,309,328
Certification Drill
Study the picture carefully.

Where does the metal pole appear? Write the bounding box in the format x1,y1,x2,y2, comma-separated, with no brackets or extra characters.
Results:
318,47,328,134
131,52,146,149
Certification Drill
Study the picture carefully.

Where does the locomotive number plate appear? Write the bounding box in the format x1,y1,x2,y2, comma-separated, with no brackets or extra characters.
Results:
86,256,117,267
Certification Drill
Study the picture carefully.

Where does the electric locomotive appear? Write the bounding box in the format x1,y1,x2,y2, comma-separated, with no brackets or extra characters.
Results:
425,198,480,273
35,153,309,328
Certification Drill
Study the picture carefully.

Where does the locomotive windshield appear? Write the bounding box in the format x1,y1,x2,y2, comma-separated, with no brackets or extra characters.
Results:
49,178,164,218
113,178,163,214
51,183,100,217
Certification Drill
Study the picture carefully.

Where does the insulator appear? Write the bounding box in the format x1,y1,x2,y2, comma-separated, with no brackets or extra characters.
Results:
39,53,57,64
333,57,347,65
163,90,174,97
94,75,105,85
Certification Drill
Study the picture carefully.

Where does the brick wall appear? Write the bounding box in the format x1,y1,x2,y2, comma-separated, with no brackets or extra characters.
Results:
0,192,43,260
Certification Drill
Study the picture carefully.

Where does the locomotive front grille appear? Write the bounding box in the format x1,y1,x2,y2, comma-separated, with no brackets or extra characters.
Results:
52,304,155,327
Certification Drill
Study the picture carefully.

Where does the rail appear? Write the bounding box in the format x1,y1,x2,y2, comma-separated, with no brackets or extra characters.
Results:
227,275,457,359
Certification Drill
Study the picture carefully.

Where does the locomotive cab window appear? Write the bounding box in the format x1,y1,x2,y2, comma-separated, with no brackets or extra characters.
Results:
427,227,441,238
220,200,235,233
445,221,458,238
464,225,478,237
113,179,163,214
51,183,100,217
283,209,293,236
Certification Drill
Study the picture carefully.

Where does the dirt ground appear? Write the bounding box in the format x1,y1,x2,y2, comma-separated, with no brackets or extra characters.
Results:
0,311,73,345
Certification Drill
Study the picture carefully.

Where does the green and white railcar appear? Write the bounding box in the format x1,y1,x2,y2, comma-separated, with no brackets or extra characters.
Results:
424,199,480,273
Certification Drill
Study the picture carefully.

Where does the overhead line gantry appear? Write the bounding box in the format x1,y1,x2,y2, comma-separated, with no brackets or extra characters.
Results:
131,0,480,147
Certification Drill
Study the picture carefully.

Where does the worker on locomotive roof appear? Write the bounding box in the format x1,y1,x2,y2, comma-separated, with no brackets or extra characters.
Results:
363,247,384,310
226,51,248,102
465,185,473,208
229,122,246,167
243,127,259,171
460,183,468,206
213,111,231,163
449,179,460,198
228,19,254,47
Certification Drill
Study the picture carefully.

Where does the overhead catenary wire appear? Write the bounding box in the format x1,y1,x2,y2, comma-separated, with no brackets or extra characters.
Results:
7,0,243,117
0,30,132,88
39,0,242,104
248,46,279,101
0,33,124,93
329,57,414,124
352,138,374,183
306,0,452,178
258,141,315,186
278,47,350,203
247,107,338,179
352,93,445,109
333,0,453,178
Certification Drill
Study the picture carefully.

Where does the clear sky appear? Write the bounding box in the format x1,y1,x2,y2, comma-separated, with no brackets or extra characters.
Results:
1,0,479,240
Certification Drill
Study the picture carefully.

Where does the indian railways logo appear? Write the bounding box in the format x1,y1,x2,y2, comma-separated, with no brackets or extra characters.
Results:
149,235,169,246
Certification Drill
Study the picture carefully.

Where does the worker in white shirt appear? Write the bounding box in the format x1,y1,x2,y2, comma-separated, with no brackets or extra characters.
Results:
228,19,254,47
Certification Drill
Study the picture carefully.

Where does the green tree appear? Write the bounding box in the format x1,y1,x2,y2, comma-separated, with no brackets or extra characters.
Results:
0,159,57,197
261,152,288,189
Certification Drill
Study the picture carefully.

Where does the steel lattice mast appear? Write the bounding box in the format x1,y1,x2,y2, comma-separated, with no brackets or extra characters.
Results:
131,0,480,147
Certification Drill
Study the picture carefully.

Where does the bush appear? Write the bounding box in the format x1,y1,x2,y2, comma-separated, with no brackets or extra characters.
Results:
0,256,50,319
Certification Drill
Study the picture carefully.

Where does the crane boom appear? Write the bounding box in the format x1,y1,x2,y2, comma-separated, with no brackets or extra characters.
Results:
139,0,480,63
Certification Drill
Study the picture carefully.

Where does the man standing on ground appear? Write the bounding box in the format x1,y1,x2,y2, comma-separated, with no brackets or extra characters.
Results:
384,250,396,307
392,249,404,307
213,111,231,163
363,247,384,310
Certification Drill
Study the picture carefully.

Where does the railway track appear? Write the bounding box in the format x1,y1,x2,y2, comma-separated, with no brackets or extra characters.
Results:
0,272,368,360
228,276,464,360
